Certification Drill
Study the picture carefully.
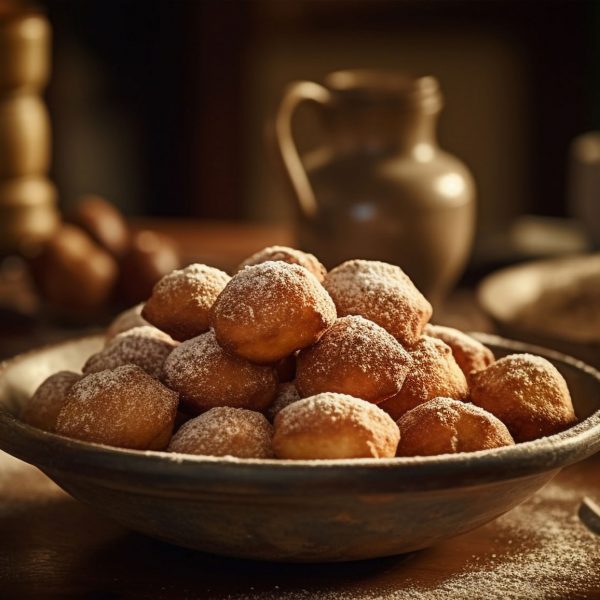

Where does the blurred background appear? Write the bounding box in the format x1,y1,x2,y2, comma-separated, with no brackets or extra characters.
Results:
44,0,599,229
1,0,599,362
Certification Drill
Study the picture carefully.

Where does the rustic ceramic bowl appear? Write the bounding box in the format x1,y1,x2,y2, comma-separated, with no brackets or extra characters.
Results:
0,334,599,562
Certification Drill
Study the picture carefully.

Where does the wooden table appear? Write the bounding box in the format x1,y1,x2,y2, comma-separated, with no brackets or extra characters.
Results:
1,452,598,599
1,220,599,599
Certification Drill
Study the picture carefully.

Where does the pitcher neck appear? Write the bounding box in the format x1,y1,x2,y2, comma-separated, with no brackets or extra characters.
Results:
323,71,442,156
327,109,439,155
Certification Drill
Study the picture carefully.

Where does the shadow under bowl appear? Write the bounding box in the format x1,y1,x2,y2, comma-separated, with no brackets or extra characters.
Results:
0,334,599,562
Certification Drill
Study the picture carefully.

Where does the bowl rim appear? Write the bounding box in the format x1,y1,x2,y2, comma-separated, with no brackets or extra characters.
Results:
477,253,600,347
1,332,599,495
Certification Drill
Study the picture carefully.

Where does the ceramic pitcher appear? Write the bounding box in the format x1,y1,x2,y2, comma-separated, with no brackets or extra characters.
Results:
275,70,475,301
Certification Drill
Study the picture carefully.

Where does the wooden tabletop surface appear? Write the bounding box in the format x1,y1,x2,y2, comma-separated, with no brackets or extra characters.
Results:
1,220,599,599
1,451,598,599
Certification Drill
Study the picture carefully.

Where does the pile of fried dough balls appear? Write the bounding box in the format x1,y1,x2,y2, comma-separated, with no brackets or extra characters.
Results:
21,246,578,460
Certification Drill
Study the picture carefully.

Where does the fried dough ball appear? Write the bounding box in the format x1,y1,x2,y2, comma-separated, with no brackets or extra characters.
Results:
21,371,82,432
237,245,327,282
266,382,301,421
55,365,178,450
210,261,337,364
163,330,277,414
168,407,274,458
379,336,469,420
323,259,432,347
106,303,148,340
470,354,577,442
142,264,230,341
273,393,400,459
396,398,515,457
83,326,177,379
296,315,412,405
424,324,495,380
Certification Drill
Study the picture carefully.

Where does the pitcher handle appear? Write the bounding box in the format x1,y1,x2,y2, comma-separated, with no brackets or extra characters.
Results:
275,81,332,218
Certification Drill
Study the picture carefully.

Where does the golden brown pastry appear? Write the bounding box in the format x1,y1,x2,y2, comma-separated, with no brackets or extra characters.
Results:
424,324,495,380
470,353,577,442
168,407,274,458
323,259,432,347
84,325,177,379
142,263,230,341
210,261,336,364
55,365,178,450
163,329,277,414
379,336,469,420
396,397,515,457
21,371,81,432
237,245,327,282
296,315,412,405
266,382,301,421
273,393,400,459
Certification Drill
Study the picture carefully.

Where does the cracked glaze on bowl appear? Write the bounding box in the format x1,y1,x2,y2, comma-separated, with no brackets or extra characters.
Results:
0,334,599,562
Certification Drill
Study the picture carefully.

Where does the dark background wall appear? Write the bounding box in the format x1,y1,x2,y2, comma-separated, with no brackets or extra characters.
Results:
42,0,600,233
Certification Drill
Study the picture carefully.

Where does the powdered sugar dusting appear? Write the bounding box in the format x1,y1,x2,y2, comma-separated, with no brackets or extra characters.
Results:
405,396,507,427
56,364,178,449
296,315,412,403
276,393,394,433
324,260,432,346
142,263,231,340
221,479,599,598
470,353,576,442
84,325,178,379
237,245,327,282
380,336,469,420
169,407,274,458
267,382,301,421
163,330,277,410
154,263,231,298
274,392,400,459
399,481,599,599
424,324,495,379
212,261,336,329
397,397,514,456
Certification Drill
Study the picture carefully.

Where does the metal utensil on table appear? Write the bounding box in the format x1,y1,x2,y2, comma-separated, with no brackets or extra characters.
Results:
578,497,600,535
